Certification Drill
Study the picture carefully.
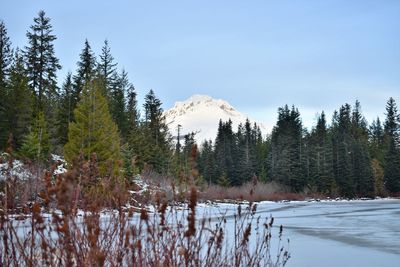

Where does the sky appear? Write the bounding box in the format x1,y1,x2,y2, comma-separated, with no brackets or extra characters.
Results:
1,0,400,130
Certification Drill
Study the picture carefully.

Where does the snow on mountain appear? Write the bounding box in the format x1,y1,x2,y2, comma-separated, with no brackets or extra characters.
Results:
164,95,268,143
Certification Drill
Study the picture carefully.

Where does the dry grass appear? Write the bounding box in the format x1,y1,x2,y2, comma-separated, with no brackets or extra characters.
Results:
0,153,290,267
199,180,306,202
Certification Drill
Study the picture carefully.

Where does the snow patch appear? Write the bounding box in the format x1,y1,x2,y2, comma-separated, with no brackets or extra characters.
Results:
0,159,32,181
51,154,67,175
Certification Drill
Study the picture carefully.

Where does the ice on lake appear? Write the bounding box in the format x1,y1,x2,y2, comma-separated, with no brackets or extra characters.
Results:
242,199,400,267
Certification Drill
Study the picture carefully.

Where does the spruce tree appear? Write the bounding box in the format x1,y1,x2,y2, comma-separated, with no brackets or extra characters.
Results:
0,20,13,150
64,80,121,175
25,10,61,112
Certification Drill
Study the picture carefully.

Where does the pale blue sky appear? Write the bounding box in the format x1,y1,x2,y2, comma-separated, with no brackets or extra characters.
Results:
1,0,400,129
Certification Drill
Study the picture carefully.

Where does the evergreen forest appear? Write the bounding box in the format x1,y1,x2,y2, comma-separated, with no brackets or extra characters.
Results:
1,11,399,198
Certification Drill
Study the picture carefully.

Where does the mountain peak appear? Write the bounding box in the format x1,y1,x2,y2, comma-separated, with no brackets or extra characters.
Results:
164,95,267,143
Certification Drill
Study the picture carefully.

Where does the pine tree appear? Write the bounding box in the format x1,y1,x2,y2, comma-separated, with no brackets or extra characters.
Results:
25,10,61,112
0,20,13,150
6,50,34,148
64,80,121,175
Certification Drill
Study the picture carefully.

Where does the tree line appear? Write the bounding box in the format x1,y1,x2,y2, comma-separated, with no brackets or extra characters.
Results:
197,100,400,197
1,11,399,198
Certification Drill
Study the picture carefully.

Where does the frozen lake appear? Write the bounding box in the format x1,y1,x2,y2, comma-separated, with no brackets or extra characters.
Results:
245,199,400,267
7,198,400,266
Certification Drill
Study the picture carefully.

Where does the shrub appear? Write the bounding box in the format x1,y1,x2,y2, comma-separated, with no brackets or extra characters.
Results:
0,158,290,266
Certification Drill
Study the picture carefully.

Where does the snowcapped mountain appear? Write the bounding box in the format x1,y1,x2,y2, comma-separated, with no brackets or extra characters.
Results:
164,95,268,143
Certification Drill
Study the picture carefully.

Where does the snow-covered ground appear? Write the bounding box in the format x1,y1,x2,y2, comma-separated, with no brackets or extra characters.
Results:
0,159,32,181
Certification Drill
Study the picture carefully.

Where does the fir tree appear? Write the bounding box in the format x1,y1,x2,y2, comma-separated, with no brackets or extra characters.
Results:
64,80,121,175
25,10,61,112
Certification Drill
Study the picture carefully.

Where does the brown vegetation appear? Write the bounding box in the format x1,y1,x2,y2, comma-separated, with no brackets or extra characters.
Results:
0,154,290,266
